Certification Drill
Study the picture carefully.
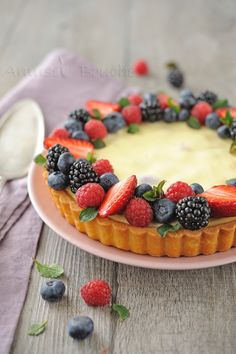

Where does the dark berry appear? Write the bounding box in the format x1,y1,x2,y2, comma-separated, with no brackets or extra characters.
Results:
143,93,157,103
40,280,66,302
103,112,126,133
57,152,75,174
230,119,236,140
67,316,94,340
64,119,83,133
69,160,99,193
226,178,236,186
197,90,218,105
178,109,189,121
168,68,184,88
99,172,119,191
152,198,176,223
176,196,211,230
135,183,152,198
205,113,221,130
191,183,204,194
140,97,163,122
179,96,196,109
48,171,69,190
180,89,194,98
46,144,69,174
164,108,177,122
217,125,230,139
69,109,90,127
72,130,89,141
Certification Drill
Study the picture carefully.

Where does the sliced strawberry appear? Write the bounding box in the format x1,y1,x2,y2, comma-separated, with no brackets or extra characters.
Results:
44,137,93,158
86,100,120,118
199,185,236,217
99,175,137,217
216,107,236,119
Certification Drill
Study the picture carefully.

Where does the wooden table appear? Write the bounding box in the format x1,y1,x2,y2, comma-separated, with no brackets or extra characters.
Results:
1,0,235,352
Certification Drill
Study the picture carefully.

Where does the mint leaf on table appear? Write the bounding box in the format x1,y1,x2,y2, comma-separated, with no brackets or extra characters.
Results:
28,320,48,336
34,154,46,166
167,97,180,114
230,141,236,155
157,223,183,237
86,152,96,163
33,259,64,278
143,180,166,202
112,304,130,321
92,139,106,149
79,207,98,222
92,108,102,120
220,110,233,126
127,124,140,134
213,98,229,110
118,97,130,108
186,116,201,129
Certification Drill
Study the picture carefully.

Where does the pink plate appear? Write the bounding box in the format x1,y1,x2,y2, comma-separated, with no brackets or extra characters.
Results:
28,163,236,270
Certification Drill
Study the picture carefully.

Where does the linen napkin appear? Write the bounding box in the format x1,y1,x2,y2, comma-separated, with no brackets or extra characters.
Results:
0,48,133,354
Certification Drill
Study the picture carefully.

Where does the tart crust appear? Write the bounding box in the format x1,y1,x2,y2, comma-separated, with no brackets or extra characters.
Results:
44,170,236,257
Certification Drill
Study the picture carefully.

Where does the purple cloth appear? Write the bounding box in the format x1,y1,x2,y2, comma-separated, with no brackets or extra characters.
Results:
0,49,133,354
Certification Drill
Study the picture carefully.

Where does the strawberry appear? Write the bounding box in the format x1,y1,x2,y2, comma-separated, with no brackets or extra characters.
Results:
128,94,143,105
157,93,178,109
215,107,236,119
132,60,149,76
99,175,137,217
191,102,212,125
86,100,120,118
199,185,236,217
44,137,93,158
50,128,70,138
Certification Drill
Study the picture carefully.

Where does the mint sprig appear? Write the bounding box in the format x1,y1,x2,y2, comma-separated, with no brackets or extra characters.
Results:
157,223,183,237
167,97,180,114
112,304,130,321
92,108,102,120
79,207,98,222
186,116,201,129
118,97,130,108
86,152,96,163
220,110,233,127
34,154,46,166
28,320,48,336
143,180,166,202
33,259,64,278
92,139,106,149
127,124,140,134
213,98,229,110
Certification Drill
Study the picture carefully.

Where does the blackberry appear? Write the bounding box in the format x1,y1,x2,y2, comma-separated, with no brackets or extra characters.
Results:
69,109,90,127
197,90,218,105
176,196,211,230
230,119,236,140
46,144,69,174
140,96,163,122
167,68,184,88
69,160,99,193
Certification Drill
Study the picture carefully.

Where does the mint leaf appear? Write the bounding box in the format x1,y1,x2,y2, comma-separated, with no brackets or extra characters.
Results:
92,108,102,120
230,141,236,155
34,154,46,166
112,304,130,321
157,223,182,237
143,190,156,202
127,124,140,134
92,139,106,149
33,259,64,278
79,207,98,222
220,110,233,127
143,180,166,202
167,97,180,114
187,116,201,129
28,320,48,336
213,98,229,110
118,97,130,108
86,152,96,163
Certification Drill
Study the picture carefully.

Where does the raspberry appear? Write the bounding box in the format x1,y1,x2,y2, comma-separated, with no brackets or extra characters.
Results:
50,128,70,138
132,60,149,76
128,94,143,105
124,198,153,227
84,120,107,140
76,183,105,208
191,102,212,125
166,181,195,203
92,159,114,177
122,105,142,125
80,279,111,306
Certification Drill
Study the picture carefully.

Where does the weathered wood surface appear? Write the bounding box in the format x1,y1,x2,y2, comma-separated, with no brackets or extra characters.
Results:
0,0,234,353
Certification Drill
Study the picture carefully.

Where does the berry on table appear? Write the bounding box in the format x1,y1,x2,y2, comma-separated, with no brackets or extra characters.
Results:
80,279,111,306
92,159,114,177
217,125,231,139
135,183,152,198
99,173,119,192
69,160,99,193
103,112,126,133
46,144,69,174
166,181,195,203
84,119,107,140
166,63,184,88
69,109,90,127
50,128,70,139
67,316,94,340
76,183,105,208
124,198,153,227
164,108,178,122
190,183,204,194
48,171,69,190
64,119,83,134
57,152,75,174
128,94,143,105
132,59,149,76
40,280,66,302
176,196,211,230
191,102,212,125
178,109,189,121
197,90,218,105
122,105,142,125
205,113,221,130
230,119,236,140
152,198,176,223
71,130,89,141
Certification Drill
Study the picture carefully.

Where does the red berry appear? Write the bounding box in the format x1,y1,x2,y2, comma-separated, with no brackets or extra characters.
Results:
132,60,149,76
44,137,93,158
191,102,212,125
76,183,105,209
92,159,114,177
50,128,70,139
122,105,142,125
128,94,143,105
124,198,153,227
84,119,107,140
166,181,195,203
80,279,111,306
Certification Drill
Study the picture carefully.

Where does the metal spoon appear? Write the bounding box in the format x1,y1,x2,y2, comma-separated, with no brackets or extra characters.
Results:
0,99,45,192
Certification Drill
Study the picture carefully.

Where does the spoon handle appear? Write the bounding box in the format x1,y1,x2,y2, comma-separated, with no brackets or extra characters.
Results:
0,176,6,193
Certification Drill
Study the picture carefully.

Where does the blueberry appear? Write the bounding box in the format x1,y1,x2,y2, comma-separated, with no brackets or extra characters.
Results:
58,152,75,174
99,173,119,191
178,109,189,121
179,96,196,109
48,171,69,190
180,89,194,98
226,178,236,186
164,108,177,122
72,130,89,141
152,198,176,223
40,280,66,302
64,119,83,133
205,113,220,130
143,93,157,103
190,183,204,194
217,125,231,139
67,316,94,340
103,113,126,133
135,183,152,198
